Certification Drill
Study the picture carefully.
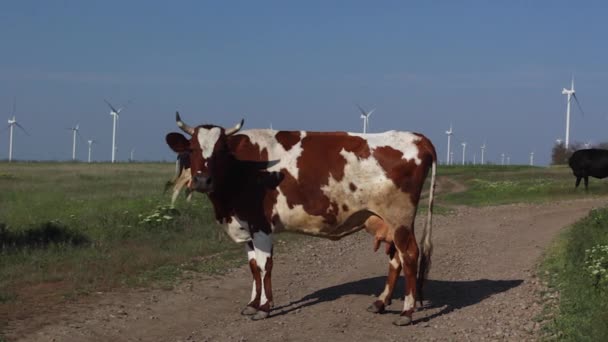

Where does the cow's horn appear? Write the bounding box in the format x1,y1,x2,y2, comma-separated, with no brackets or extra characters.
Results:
226,118,244,136
175,111,195,135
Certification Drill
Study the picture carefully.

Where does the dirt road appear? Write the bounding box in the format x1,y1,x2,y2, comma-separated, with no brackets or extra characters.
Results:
9,197,607,342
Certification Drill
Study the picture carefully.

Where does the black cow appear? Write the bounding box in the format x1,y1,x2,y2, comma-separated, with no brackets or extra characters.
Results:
568,149,608,190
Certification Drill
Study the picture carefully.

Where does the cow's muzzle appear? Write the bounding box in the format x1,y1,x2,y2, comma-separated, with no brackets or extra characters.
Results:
191,172,213,193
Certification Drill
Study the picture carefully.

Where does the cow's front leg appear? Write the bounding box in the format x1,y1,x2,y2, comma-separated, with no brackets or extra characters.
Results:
241,241,262,316
251,232,273,320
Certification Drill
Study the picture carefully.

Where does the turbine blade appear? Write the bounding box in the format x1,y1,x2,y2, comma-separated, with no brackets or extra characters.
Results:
15,122,30,136
11,97,16,116
356,104,367,116
367,108,375,117
573,94,585,117
104,99,119,114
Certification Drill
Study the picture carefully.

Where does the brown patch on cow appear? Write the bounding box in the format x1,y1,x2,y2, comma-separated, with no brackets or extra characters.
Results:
262,255,274,310
277,133,371,223
228,135,269,161
275,131,301,151
373,145,432,204
349,182,357,192
341,204,349,212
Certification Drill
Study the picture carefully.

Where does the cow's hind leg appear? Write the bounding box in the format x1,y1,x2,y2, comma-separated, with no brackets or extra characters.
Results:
393,226,419,326
584,176,589,191
241,241,261,316
368,243,401,314
251,232,274,320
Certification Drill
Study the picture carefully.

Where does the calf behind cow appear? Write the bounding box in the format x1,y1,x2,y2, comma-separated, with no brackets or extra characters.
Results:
166,113,437,326
568,148,608,190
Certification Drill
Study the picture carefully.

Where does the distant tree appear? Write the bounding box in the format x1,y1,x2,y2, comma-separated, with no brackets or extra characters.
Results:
551,142,583,165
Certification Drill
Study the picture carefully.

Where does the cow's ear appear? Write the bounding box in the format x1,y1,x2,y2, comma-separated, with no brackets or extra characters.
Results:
166,133,190,153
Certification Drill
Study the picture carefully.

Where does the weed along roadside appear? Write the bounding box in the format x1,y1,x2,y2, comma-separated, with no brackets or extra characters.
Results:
2,163,608,340
539,208,608,340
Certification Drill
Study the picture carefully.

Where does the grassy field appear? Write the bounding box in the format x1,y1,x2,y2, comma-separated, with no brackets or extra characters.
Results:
439,164,608,206
2,162,608,338
540,208,608,341
0,162,244,329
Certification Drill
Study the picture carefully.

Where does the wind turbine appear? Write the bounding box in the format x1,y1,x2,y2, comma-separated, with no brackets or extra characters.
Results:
67,123,82,161
130,148,135,162
445,124,453,165
87,139,96,163
450,151,454,165
357,104,375,134
6,98,29,162
104,99,129,163
507,155,510,165
501,153,505,166
530,151,535,166
561,76,585,149
480,143,486,165
461,142,467,165
584,141,591,149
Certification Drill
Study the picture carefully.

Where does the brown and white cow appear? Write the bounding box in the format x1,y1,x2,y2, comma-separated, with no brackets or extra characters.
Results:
165,112,437,326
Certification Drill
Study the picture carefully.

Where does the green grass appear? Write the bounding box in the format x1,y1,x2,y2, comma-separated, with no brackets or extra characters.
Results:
0,162,243,328
437,165,608,206
540,208,608,341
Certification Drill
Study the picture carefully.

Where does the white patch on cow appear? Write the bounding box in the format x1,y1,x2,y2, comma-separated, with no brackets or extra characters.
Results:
239,130,306,180
389,257,400,269
403,293,415,311
348,131,422,165
196,127,221,159
378,284,390,302
222,216,251,243
272,190,326,234
253,232,273,306
245,243,257,302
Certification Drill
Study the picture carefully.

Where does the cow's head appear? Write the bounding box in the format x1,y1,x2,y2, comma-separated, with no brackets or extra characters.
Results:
165,112,282,194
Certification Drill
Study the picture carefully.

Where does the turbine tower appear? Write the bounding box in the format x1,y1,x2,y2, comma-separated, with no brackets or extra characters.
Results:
105,99,129,163
461,142,467,165
450,151,454,165
6,99,29,162
501,153,505,166
87,139,96,163
480,143,486,165
68,123,81,161
561,77,585,149
530,152,535,166
357,104,375,134
445,124,453,165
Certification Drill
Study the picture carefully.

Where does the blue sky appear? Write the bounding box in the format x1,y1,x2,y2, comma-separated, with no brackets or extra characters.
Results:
1,1,607,165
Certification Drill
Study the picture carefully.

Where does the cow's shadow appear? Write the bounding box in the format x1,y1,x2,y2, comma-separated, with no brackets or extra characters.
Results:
271,276,523,323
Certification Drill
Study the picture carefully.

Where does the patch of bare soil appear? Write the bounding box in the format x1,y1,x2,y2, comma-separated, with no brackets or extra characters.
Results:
7,197,607,342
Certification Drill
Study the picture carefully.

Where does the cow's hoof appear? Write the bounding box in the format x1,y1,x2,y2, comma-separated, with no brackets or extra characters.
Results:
392,315,413,326
251,310,269,321
241,306,258,316
367,301,385,314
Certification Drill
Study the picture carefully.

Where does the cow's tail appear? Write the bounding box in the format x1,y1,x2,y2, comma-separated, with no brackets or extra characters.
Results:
417,155,436,306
